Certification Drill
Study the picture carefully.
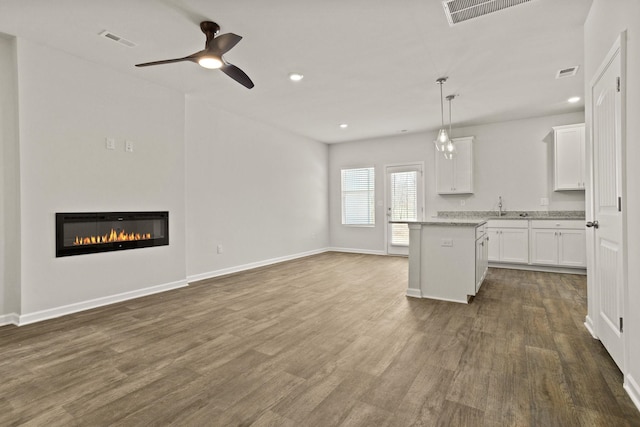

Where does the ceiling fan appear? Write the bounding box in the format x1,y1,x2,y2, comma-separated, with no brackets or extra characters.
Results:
135,21,254,89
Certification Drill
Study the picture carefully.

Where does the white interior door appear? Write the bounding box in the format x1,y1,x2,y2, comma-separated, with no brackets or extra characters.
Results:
590,36,625,370
386,164,423,256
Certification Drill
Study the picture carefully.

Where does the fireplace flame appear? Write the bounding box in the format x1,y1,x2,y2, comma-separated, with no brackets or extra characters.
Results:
73,229,152,246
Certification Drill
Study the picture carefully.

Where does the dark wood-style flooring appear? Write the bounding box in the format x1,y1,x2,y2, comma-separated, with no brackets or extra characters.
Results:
1,252,639,426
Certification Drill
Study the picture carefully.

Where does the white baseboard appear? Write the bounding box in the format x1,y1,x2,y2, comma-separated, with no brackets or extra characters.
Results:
327,247,387,256
17,279,188,326
0,313,19,327
406,288,422,298
414,293,469,304
187,248,330,283
624,374,640,413
584,315,598,339
488,263,587,275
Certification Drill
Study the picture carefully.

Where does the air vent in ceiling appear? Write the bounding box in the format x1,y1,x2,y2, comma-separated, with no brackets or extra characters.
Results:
98,30,136,48
556,66,579,79
442,0,533,26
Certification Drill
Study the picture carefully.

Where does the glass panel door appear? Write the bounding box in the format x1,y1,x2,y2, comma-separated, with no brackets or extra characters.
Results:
386,164,423,255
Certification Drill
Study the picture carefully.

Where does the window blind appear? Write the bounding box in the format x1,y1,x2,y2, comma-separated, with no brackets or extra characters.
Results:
390,171,418,245
341,167,375,225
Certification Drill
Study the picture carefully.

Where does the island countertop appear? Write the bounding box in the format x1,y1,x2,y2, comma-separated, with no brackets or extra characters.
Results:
391,219,487,227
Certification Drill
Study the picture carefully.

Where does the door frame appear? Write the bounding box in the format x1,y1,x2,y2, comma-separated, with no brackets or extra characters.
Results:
383,162,425,256
585,31,628,374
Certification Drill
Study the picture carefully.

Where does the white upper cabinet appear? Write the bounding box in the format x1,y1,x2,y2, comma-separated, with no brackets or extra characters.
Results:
553,123,586,191
436,136,474,194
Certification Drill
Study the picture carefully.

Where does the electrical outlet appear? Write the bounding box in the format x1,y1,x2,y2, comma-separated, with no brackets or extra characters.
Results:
105,137,116,150
125,140,134,153
217,244,223,254
540,197,549,206
460,200,466,206
441,238,453,247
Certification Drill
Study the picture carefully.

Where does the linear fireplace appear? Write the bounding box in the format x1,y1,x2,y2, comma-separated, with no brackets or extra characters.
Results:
56,211,169,257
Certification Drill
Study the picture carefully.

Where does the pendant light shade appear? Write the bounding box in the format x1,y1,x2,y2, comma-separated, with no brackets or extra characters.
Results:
443,94,457,159
433,77,450,152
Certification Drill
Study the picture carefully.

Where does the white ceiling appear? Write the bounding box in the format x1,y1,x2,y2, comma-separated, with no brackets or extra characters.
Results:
0,0,591,143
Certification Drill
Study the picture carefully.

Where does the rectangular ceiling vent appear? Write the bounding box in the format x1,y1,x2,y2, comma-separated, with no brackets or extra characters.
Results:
98,30,136,48
556,66,579,79
442,0,533,26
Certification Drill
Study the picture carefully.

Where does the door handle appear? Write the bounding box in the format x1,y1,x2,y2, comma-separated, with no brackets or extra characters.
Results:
586,221,599,229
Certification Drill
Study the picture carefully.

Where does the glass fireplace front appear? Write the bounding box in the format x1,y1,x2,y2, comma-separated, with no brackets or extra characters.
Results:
56,211,169,257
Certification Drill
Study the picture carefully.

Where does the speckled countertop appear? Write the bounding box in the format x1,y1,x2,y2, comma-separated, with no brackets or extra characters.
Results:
391,218,487,227
437,210,585,220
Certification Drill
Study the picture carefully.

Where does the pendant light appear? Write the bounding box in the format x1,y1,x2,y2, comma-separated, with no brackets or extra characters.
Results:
433,77,450,152
443,94,456,160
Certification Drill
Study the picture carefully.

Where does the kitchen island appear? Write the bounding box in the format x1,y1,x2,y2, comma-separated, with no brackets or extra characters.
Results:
398,219,488,303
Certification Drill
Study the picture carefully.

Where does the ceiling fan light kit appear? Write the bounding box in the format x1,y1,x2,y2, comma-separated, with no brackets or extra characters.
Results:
135,21,254,89
198,57,223,69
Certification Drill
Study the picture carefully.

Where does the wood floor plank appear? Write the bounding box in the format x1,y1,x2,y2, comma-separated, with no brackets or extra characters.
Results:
525,345,581,426
0,253,638,426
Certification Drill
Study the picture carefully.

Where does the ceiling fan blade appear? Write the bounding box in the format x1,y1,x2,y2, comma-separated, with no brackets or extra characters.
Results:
221,63,254,89
135,56,194,67
209,33,242,55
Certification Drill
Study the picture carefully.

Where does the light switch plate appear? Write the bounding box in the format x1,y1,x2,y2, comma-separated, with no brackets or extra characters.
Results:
125,140,134,152
105,137,115,150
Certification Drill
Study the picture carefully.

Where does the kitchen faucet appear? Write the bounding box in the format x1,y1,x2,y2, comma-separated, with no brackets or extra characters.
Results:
498,196,504,217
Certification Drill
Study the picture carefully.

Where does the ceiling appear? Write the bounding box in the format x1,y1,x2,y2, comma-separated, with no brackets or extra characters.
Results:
0,0,592,143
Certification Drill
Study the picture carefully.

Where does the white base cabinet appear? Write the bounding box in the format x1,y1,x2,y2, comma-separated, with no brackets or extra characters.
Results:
487,220,529,264
475,225,489,293
530,220,586,268
406,221,487,304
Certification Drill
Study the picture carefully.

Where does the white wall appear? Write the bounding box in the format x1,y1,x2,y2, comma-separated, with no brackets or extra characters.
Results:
434,112,585,213
0,34,20,320
185,96,329,279
329,112,585,253
15,39,187,316
584,0,640,409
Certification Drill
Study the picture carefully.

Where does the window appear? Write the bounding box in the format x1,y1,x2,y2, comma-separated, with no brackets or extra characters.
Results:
341,167,375,226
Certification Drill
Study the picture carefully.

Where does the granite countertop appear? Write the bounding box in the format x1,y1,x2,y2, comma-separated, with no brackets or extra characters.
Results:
437,210,585,221
391,218,487,227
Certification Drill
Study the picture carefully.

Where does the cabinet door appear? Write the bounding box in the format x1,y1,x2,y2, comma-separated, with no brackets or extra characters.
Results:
558,229,586,267
453,138,473,193
476,235,488,292
487,229,500,262
435,136,473,194
435,152,455,194
483,235,489,276
554,124,585,191
531,229,559,265
500,228,529,263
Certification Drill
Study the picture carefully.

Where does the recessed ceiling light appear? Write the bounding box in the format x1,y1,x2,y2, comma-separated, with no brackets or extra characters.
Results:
288,72,304,82
339,123,348,129
568,96,581,103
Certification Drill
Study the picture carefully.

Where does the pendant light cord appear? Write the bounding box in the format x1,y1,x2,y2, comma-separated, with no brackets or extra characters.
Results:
448,95,452,136
440,81,445,127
